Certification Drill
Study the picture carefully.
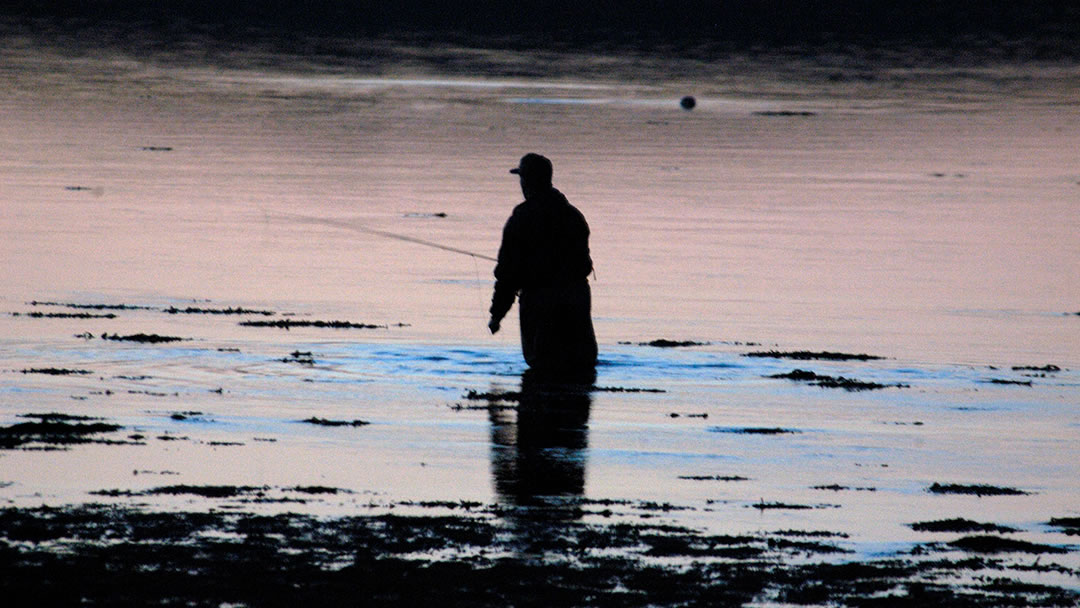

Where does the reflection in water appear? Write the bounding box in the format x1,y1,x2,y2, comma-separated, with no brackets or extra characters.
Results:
489,369,594,521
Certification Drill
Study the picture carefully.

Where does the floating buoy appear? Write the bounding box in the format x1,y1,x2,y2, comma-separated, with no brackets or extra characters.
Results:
680,96,696,110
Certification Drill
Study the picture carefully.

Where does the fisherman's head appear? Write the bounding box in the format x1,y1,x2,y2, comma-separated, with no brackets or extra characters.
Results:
510,153,553,194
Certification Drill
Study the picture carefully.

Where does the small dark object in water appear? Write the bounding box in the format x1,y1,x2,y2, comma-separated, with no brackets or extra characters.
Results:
909,518,1017,533
680,95,696,110
812,484,876,492
140,146,173,152
745,350,884,361
638,339,709,348
948,535,1066,554
101,333,185,343
753,110,816,117
928,483,1030,497
20,368,92,375
300,417,369,427
239,319,385,329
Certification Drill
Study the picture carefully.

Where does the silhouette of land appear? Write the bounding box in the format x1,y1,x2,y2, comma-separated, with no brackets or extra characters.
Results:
2,1,1078,60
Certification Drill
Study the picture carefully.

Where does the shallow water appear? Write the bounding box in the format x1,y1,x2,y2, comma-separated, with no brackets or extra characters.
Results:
1,40,1079,590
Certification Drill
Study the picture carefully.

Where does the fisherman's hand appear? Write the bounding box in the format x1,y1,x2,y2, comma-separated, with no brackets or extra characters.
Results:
488,318,501,334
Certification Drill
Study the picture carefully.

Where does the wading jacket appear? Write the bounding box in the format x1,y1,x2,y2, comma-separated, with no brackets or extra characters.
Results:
489,187,593,324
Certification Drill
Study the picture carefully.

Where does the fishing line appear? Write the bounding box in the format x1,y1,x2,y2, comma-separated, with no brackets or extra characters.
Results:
275,212,497,262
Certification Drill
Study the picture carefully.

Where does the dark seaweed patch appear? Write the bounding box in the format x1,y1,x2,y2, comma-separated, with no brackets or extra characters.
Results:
398,500,484,510
300,417,370,427
164,306,275,315
1048,518,1080,535
928,483,1031,497
711,426,799,435
30,301,153,311
753,110,817,117
769,369,905,391
281,350,315,365
289,486,350,495
773,529,850,539
767,537,850,554
0,414,122,449
101,333,186,343
745,350,884,361
239,319,387,329
678,475,750,482
752,500,833,510
1,503,1077,608
1012,364,1061,372
910,518,1018,533
20,367,93,375
948,535,1067,554
146,485,265,498
156,434,189,442
986,378,1033,386
596,385,667,393
634,339,709,347
463,389,522,402
12,311,117,319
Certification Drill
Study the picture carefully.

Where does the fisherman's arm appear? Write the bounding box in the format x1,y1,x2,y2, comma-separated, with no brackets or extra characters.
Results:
488,217,521,333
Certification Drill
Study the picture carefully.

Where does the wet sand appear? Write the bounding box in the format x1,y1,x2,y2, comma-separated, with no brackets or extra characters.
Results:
2,29,1079,606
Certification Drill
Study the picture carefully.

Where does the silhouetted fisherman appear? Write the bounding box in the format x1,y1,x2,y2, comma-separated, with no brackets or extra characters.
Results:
488,154,598,372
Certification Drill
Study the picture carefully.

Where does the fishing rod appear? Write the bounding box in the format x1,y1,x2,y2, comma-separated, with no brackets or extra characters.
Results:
275,212,497,262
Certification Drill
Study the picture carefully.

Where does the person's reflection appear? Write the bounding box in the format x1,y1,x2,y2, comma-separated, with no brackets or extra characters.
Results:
489,368,594,520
